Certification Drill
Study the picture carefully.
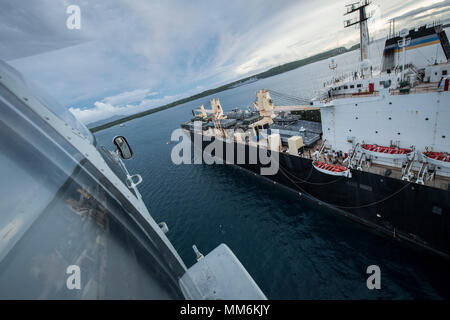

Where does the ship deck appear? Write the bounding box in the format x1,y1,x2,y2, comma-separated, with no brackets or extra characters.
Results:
389,82,441,95
327,82,441,101
291,139,450,191
188,126,449,192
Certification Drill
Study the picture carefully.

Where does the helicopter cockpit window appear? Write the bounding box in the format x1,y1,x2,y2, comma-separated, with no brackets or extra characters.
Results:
0,60,93,144
0,81,183,299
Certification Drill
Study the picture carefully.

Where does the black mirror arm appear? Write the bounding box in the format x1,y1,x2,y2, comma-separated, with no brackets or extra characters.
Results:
113,136,134,160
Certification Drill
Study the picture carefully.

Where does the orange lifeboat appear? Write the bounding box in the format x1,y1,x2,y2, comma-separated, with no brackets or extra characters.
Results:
422,151,450,168
361,144,413,159
312,161,352,178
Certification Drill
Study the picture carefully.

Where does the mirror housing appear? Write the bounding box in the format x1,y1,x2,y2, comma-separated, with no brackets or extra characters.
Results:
113,136,133,160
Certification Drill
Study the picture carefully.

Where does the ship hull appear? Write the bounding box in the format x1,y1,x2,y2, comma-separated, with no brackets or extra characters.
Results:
188,131,450,259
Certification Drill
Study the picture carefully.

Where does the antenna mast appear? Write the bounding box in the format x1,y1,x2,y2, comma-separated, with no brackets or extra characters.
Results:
344,1,372,74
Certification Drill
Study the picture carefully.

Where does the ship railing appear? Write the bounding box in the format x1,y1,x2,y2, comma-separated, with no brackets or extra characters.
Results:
386,20,442,40
389,84,439,95
324,66,382,88
329,91,380,100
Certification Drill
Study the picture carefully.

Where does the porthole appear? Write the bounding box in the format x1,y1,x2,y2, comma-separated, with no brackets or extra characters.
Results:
397,132,401,135
388,117,392,120
375,131,378,133
389,102,392,105
443,135,446,139
425,117,429,121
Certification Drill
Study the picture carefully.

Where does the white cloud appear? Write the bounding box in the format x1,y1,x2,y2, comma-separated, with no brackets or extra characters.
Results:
4,0,450,124
103,88,158,106
69,101,131,124
68,89,185,124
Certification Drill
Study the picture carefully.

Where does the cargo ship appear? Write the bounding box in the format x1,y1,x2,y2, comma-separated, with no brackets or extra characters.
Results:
181,1,450,259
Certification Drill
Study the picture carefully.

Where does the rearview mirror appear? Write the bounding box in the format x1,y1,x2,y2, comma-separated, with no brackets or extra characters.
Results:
113,136,133,160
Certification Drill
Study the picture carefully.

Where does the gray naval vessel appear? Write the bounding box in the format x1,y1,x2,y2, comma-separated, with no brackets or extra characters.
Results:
0,59,266,299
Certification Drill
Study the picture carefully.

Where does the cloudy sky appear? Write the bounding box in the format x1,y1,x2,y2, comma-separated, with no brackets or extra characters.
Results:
1,0,450,124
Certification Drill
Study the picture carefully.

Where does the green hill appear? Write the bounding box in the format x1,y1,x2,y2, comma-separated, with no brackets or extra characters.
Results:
90,44,359,133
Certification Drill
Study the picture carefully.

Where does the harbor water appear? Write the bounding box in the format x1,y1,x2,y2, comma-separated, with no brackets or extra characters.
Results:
94,47,450,299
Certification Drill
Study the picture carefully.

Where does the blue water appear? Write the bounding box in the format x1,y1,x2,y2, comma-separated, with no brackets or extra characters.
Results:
94,51,450,299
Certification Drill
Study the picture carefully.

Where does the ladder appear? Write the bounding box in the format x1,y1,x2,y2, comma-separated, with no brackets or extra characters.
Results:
347,143,360,169
401,152,416,181
416,162,427,185
313,139,327,160
356,152,366,171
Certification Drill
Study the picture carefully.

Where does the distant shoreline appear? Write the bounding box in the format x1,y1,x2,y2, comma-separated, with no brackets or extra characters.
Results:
90,44,359,133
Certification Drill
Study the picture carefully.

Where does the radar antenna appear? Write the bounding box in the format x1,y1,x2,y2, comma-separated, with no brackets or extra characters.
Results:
344,1,372,75
329,59,338,81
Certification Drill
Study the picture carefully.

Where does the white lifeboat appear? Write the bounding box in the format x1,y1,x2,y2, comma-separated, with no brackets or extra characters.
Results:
313,161,352,178
422,151,450,168
361,144,413,160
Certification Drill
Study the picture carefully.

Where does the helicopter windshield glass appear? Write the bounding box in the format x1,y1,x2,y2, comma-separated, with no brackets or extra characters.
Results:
0,60,93,143
0,70,183,299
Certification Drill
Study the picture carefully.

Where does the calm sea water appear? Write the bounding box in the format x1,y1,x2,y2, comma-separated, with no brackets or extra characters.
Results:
94,48,450,299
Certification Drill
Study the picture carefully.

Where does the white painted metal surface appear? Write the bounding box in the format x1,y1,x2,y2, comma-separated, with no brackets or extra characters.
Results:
179,244,267,300
361,147,413,160
319,88,450,166
422,152,450,168
312,161,352,178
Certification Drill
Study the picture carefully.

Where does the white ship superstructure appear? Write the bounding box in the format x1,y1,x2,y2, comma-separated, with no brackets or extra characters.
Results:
315,1,450,184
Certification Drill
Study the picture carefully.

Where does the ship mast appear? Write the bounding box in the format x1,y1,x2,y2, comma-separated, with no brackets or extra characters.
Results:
344,0,372,76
